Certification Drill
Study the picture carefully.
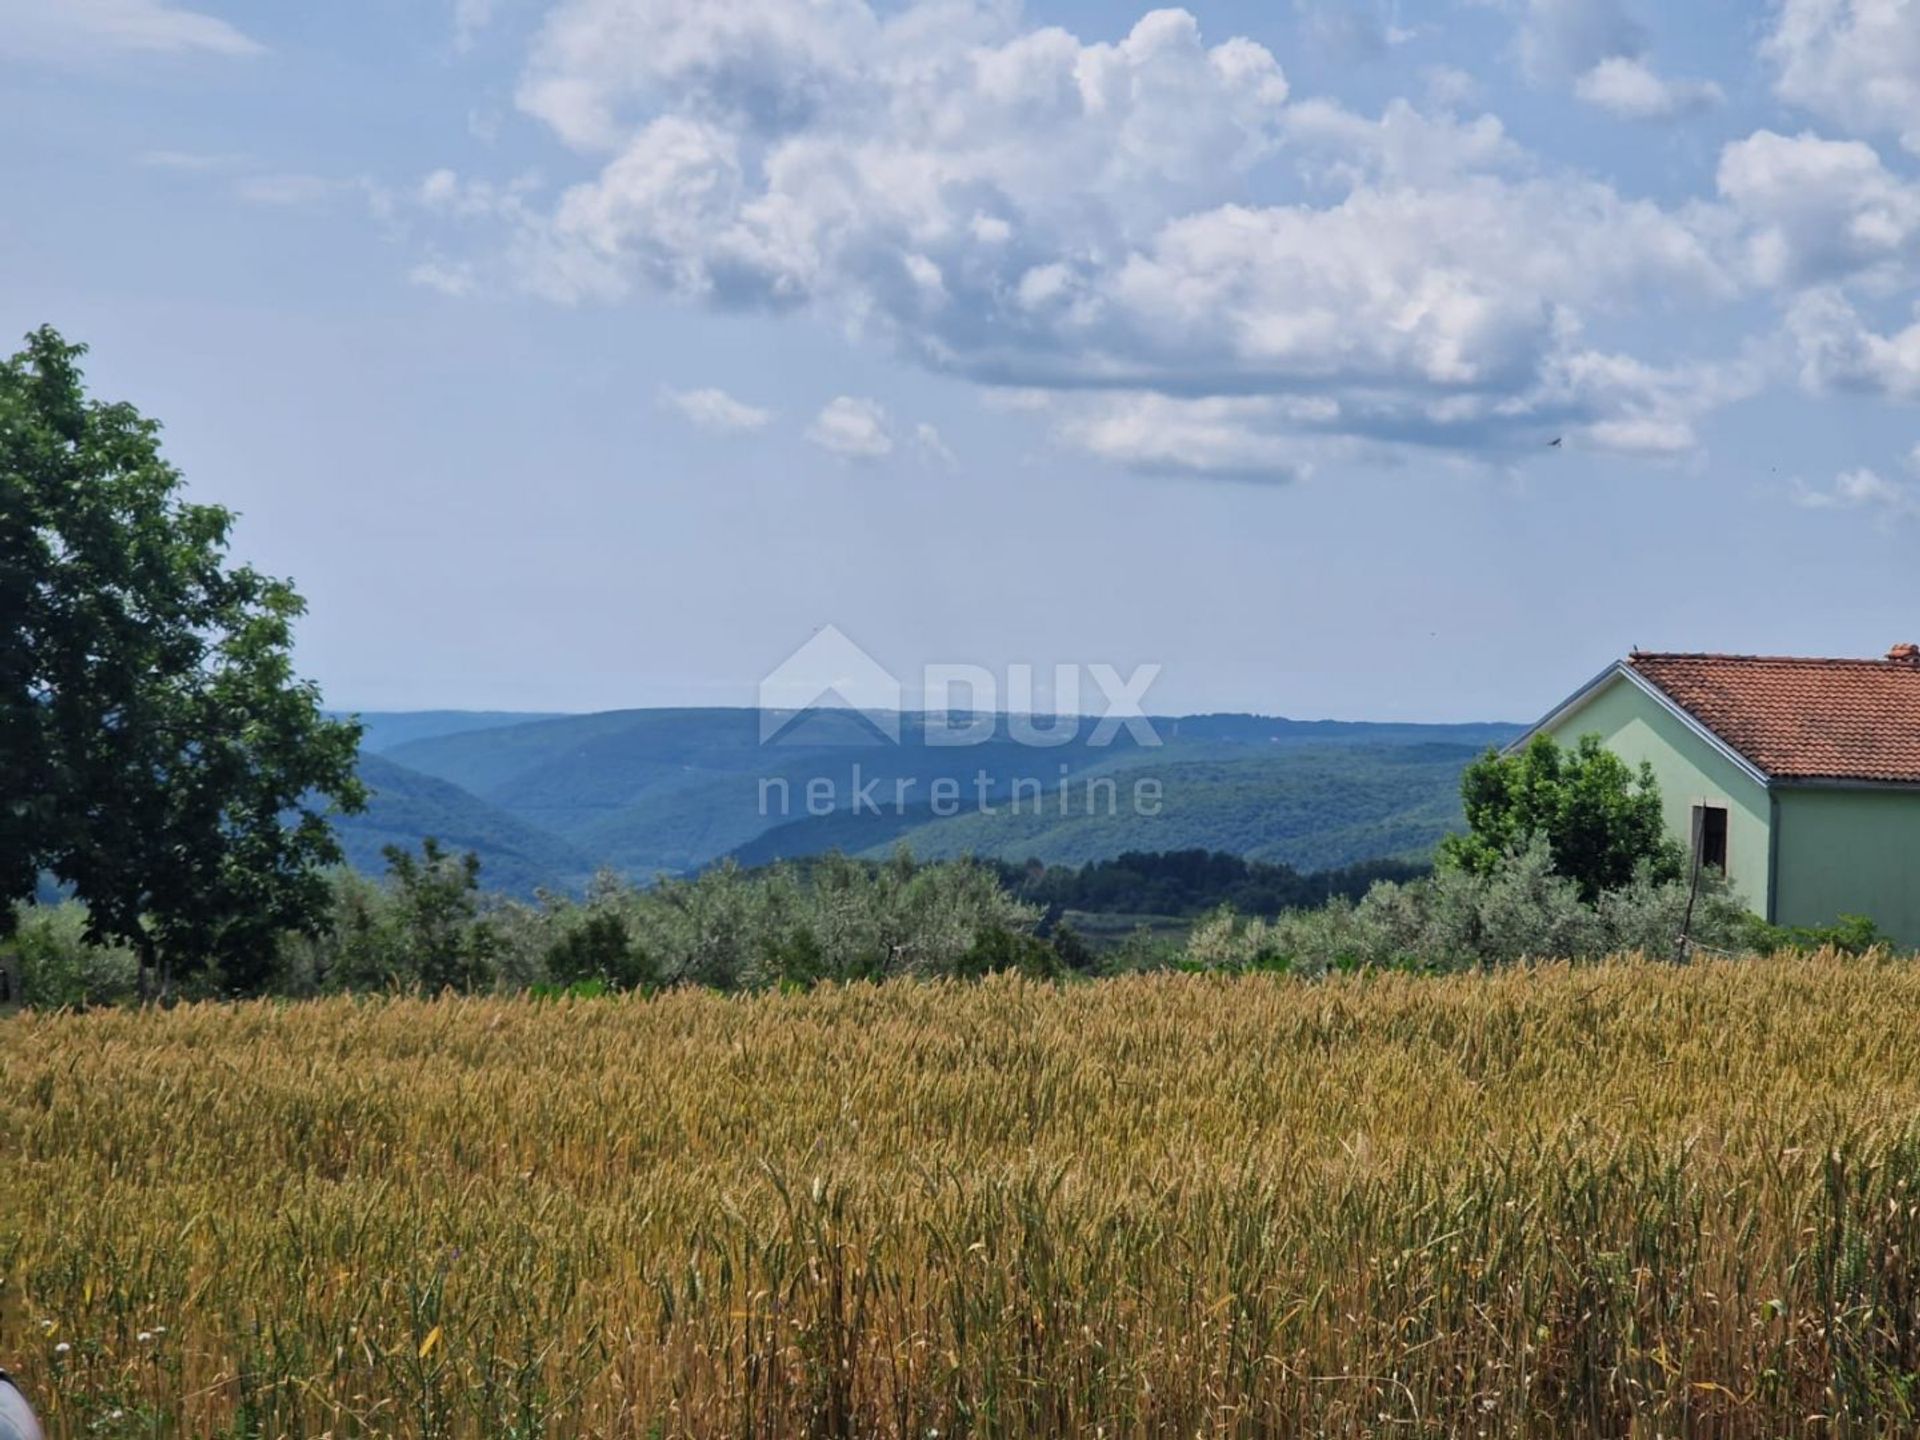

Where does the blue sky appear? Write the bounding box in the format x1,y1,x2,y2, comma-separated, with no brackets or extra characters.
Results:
5,0,1920,721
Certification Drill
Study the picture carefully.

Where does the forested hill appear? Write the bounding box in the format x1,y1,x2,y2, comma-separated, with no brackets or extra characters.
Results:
342,754,594,897
334,707,1523,893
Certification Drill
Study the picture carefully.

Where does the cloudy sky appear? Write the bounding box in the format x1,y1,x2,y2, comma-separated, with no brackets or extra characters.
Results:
6,0,1920,720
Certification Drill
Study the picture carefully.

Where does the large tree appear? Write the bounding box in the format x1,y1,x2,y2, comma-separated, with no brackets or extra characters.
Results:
2,326,363,996
1440,733,1682,902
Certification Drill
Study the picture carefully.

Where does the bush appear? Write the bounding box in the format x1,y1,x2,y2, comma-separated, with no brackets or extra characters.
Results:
1187,835,1752,976
1,903,139,1008
1741,912,1887,956
489,850,1045,994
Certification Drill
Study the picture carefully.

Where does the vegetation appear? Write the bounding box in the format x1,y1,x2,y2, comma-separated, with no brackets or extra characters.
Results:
8,958,1920,1437
6,834,1760,1006
993,848,1429,919
0,327,363,998
1181,835,1748,974
1442,733,1683,900
1741,911,1888,956
4,848,1067,1005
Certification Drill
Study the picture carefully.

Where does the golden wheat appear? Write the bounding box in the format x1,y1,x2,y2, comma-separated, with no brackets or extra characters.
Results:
6,957,1920,1437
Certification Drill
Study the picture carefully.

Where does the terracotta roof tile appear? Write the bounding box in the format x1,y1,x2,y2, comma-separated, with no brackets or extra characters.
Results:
1627,650,1920,783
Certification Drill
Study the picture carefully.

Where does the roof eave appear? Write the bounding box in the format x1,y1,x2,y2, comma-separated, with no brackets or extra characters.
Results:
1508,660,1775,790
1769,775,1920,793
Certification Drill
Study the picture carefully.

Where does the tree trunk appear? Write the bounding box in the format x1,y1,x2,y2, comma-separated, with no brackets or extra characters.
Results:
137,932,157,1005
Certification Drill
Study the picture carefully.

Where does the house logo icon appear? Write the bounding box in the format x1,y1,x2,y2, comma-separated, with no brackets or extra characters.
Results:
758,625,903,745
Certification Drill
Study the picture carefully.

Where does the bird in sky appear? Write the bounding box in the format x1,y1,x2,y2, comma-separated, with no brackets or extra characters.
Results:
1547,437,1563,448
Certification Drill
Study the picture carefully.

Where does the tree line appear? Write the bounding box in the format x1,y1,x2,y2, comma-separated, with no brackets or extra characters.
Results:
992,850,1429,919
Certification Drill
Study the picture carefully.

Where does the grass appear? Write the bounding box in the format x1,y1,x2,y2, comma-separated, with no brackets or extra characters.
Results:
6,957,1920,1437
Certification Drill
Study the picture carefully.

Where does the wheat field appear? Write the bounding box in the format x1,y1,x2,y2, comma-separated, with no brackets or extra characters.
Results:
6,958,1920,1437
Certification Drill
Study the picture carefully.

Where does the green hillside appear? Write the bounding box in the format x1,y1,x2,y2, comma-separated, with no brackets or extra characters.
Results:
360,708,1521,884
730,744,1480,871
337,753,594,896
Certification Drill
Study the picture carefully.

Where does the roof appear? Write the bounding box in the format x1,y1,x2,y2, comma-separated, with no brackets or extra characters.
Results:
1626,650,1920,784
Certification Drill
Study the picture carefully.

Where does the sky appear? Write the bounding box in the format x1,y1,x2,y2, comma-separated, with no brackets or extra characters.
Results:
4,0,1920,723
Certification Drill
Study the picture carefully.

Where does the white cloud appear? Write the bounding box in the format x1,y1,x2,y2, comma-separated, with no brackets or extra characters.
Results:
1787,288,1920,399
1766,0,1920,153
806,395,893,459
417,167,541,221
1095,178,1721,405
414,0,1757,472
1718,130,1920,288
1278,97,1520,185
409,259,481,297
1793,465,1920,519
1506,0,1722,123
1513,0,1645,82
1051,393,1315,480
912,421,957,467
516,0,884,151
1425,65,1480,110
1293,1,1416,62
0,0,263,61
1574,56,1723,120
660,385,775,433
454,0,498,53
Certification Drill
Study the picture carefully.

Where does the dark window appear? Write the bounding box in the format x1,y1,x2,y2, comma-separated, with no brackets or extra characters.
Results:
1693,804,1729,873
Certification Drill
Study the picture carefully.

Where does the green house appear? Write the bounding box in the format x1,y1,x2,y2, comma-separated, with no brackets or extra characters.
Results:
1516,646,1920,946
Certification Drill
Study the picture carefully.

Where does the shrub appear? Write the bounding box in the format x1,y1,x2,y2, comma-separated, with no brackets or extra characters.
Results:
1,902,139,1008
1741,912,1887,956
1191,835,1752,975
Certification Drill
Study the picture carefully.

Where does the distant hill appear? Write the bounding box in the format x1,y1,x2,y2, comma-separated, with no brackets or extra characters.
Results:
341,710,570,755
337,753,594,896
729,744,1483,872
350,707,1522,887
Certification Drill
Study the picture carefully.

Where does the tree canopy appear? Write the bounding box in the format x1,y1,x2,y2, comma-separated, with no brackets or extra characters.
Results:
2,326,363,994
1439,733,1682,901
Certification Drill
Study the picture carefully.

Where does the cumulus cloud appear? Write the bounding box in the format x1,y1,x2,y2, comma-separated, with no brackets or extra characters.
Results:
1050,393,1316,481
1718,130,1920,288
661,385,774,432
0,0,264,61
1766,0,1920,153
1507,0,1722,123
806,396,893,459
413,0,1761,474
1793,465,1920,519
1512,0,1645,81
1574,56,1723,120
1787,288,1920,400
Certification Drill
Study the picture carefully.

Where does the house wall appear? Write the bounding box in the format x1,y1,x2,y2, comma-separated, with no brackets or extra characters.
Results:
1772,788,1920,947
1541,674,1773,916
